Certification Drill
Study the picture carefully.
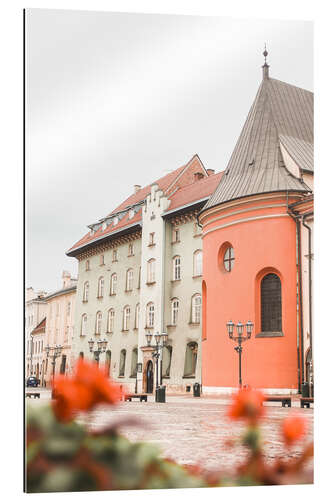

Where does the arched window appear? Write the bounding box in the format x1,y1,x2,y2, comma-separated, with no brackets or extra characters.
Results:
191,294,201,324
173,256,181,280
171,298,179,325
130,347,138,377
223,245,235,272
83,281,89,302
81,314,88,336
147,258,156,283
261,273,282,332
162,345,173,377
184,342,198,377
146,302,155,328
110,273,117,294
135,303,140,329
97,276,104,298
107,308,115,333
119,349,126,376
95,311,102,335
193,250,203,276
126,269,134,291
123,306,130,331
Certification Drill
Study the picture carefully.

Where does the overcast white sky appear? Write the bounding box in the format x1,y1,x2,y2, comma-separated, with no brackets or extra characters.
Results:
25,9,313,293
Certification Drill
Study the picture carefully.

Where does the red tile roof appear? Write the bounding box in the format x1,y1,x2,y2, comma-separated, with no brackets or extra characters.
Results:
31,317,46,335
67,155,219,256
166,172,223,213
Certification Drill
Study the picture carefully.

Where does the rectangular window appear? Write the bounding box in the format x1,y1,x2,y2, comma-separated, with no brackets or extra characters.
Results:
149,233,155,246
112,249,118,262
100,254,105,266
172,227,180,243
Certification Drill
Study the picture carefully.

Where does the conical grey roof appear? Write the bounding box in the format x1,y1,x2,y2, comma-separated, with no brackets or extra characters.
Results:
203,76,313,212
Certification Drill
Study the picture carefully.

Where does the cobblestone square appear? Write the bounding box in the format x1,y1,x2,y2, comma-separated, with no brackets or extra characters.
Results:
27,390,313,474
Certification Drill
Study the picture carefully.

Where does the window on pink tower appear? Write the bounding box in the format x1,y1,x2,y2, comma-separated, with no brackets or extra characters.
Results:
261,273,282,332
223,246,235,272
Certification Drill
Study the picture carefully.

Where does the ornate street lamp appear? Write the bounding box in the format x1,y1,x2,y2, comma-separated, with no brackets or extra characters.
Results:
227,320,253,388
145,331,168,402
46,344,63,398
88,338,108,363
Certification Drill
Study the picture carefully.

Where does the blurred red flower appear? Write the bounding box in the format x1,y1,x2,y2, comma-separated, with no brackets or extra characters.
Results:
227,387,265,424
282,414,306,446
52,360,123,422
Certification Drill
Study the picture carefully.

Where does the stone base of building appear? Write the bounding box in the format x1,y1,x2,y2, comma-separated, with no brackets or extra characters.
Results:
202,386,299,395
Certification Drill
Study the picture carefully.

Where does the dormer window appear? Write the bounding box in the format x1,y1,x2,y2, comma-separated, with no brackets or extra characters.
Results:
113,216,118,225
102,222,107,231
129,209,134,219
90,229,94,236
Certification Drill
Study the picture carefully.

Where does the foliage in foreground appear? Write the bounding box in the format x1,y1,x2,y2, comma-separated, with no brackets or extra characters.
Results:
25,360,313,492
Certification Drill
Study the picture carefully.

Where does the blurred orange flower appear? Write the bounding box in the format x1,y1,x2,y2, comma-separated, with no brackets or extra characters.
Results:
227,387,265,424
52,360,122,422
282,414,306,446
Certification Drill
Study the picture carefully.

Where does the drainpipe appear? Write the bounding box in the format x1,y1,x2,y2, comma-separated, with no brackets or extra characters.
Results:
160,216,167,386
302,213,313,396
287,204,303,393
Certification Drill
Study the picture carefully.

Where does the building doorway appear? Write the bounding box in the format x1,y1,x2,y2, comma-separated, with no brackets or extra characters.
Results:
146,360,153,393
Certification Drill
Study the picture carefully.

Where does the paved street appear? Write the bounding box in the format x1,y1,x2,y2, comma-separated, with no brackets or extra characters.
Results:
26,390,313,474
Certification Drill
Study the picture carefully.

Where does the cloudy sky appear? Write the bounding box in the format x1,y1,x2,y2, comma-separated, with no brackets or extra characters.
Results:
25,9,313,293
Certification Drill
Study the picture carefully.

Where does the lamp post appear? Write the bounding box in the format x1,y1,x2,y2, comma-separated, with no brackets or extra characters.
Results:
88,338,108,363
227,320,253,388
45,344,63,397
145,332,168,402
135,362,142,394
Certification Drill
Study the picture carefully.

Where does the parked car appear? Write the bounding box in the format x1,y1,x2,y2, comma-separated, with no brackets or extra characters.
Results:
26,376,39,387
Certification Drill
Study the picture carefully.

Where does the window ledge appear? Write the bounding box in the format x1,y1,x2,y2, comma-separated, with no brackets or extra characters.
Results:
182,375,196,379
162,375,170,379
100,263,105,266
148,243,156,248
171,241,180,245
166,324,176,328
193,233,202,238
109,293,116,296
188,322,200,326
192,275,202,279
94,332,101,336
170,279,181,283
133,327,138,331
125,289,133,293
146,281,156,286
255,331,284,338
105,331,113,335
144,326,154,330
128,254,135,257
118,375,125,378
82,300,88,303
112,260,118,263
121,329,129,333
129,375,137,379
79,334,86,337
96,295,104,299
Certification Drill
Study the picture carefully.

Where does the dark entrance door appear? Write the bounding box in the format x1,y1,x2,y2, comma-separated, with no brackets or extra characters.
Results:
146,360,153,393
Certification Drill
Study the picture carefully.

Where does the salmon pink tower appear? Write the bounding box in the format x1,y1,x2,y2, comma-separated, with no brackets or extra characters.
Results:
198,50,314,394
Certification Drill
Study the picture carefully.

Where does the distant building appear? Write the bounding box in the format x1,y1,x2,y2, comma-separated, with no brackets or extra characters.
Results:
67,155,222,392
42,271,77,385
25,287,48,377
198,55,313,394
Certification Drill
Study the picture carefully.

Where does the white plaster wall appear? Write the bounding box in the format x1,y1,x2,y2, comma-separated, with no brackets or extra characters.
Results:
73,237,141,392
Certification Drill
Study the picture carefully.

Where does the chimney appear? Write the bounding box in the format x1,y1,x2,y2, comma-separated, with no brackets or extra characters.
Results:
207,169,215,176
194,172,204,182
134,185,141,193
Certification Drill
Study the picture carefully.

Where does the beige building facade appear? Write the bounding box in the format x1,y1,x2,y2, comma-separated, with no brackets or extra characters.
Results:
67,155,222,393
43,271,77,385
25,287,48,378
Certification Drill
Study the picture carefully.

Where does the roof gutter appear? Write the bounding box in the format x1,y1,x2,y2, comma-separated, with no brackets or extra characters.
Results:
302,212,313,397
287,199,303,394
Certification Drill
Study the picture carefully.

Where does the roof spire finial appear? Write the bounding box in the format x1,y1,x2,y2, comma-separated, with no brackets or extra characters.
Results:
262,43,269,79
